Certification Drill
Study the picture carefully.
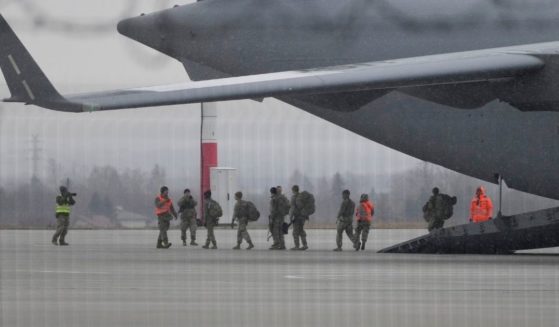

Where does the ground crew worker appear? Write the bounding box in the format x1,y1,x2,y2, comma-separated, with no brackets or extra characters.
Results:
154,186,177,249
231,191,255,250
470,186,493,223
289,185,309,251
269,187,286,250
354,193,374,251
203,190,222,249
177,188,198,246
333,190,356,251
52,186,76,246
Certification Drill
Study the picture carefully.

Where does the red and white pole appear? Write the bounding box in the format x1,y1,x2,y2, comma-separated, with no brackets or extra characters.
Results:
200,102,218,223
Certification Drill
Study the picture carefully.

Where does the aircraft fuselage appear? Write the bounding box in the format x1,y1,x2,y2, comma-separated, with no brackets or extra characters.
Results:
117,0,559,200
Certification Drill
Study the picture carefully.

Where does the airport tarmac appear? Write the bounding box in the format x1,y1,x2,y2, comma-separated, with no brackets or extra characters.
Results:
1,229,558,327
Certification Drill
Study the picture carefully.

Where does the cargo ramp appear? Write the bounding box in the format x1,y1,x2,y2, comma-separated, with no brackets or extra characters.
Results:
379,206,559,254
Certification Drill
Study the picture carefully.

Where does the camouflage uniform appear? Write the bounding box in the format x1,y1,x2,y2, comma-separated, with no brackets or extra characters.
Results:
424,193,445,231
232,199,253,249
335,197,356,250
52,193,75,246
178,195,198,245
354,221,371,245
354,196,374,250
155,196,177,248
290,192,308,250
203,198,221,249
277,193,290,248
269,194,286,249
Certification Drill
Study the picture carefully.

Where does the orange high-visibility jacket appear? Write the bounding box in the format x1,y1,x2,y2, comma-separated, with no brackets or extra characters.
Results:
155,195,174,216
356,200,374,223
470,187,493,223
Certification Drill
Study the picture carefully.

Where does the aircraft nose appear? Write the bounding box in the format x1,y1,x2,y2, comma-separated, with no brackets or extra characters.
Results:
117,16,146,41
117,13,178,56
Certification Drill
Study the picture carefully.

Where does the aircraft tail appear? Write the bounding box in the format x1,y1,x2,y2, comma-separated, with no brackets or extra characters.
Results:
0,14,67,107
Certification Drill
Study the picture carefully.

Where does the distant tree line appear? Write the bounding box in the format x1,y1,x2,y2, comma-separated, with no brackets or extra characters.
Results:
1,163,557,228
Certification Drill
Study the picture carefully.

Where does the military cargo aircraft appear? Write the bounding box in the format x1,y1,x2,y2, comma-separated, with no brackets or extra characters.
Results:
2,0,559,253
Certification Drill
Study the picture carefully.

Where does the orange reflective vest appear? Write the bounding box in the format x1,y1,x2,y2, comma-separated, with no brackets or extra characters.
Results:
356,200,374,223
470,194,493,223
155,195,173,216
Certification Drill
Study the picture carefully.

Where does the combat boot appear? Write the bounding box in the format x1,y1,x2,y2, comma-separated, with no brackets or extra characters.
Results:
163,242,172,249
333,248,342,252
361,241,366,251
157,239,164,248
211,241,218,249
52,239,58,246
354,241,361,251
300,239,308,251
246,242,254,250
291,239,300,250
59,239,69,246
190,241,198,246
233,244,241,250
202,242,210,249
182,237,187,246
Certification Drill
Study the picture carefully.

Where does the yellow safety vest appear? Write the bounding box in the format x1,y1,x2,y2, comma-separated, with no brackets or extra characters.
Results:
55,203,71,215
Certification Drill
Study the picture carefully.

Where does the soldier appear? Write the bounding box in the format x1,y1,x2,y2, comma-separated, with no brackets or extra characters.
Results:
422,187,456,231
177,188,198,246
276,186,290,249
154,186,177,249
230,191,255,250
333,190,356,251
202,190,222,249
354,193,374,251
289,185,313,251
423,187,445,231
268,187,286,250
52,186,76,246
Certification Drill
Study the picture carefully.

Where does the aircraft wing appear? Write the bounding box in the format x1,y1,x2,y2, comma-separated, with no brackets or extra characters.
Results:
0,14,548,112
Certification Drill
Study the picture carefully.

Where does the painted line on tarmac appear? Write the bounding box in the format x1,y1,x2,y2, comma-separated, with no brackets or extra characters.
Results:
27,270,111,274
284,275,304,279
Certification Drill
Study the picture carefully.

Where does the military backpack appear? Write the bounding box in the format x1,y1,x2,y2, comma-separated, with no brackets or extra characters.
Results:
298,191,315,217
441,194,457,220
246,201,260,221
208,200,223,218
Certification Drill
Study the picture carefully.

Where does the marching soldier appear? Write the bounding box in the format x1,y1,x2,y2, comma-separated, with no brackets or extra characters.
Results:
333,190,356,251
231,191,255,250
290,185,314,251
269,187,286,250
423,187,457,231
202,190,222,249
177,189,198,246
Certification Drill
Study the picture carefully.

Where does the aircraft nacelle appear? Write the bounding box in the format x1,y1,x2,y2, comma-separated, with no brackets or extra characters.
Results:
495,55,559,112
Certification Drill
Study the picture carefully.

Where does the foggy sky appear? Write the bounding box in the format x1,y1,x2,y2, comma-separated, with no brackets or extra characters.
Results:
0,0,418,195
